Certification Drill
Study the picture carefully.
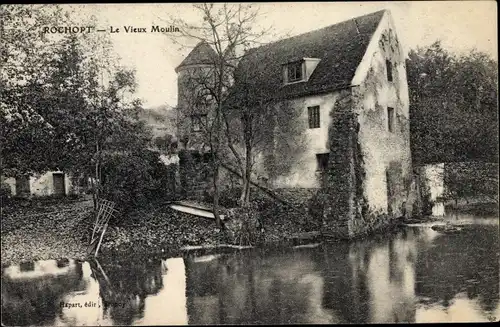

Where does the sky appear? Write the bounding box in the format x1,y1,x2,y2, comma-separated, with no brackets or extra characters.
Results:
68,1,497,108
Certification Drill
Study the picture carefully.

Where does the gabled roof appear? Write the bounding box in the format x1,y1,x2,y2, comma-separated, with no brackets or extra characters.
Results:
175,41,217,72
234,10,386,101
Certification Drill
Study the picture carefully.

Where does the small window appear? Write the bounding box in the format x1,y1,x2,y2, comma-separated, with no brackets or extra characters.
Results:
386,59,393,82
56,258,70,268
316,153,329,172
308,106,320,129
287,61,303,83
386,169,393,198
191,114,207,132
387,107,395,133
19,261,35,272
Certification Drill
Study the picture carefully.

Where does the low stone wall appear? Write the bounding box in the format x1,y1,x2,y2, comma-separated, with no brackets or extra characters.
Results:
415,161,498,216
178,150,213,200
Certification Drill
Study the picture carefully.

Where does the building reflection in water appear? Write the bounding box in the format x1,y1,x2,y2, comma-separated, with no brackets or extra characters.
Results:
314,228,418,323
2,222,498,325
182,225,498,324
54,256,188,326
184,250,338,324
1,257,188,326
183,229,418,324
1,259,85,326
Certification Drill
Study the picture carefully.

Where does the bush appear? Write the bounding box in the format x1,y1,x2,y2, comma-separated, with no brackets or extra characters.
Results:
223,204,262,246
1,182,12,204
100,149,177,211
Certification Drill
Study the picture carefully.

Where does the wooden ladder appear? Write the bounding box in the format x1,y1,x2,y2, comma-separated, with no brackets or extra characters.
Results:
88,199,118,257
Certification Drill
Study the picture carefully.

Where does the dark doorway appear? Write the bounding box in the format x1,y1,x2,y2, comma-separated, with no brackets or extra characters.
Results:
53,173,66,196
386,162,403,217
16,175,31,196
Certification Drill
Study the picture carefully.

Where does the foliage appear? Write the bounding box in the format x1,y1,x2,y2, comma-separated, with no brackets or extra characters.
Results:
443,162,498,204
1,181,13,205
0,4,68,176
153,134,178,154
407,41,499,165
100,149,175,211
224,205,262,246
0,5,172,212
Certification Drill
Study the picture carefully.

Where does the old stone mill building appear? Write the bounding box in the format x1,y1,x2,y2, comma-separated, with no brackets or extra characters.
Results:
174,10,418,238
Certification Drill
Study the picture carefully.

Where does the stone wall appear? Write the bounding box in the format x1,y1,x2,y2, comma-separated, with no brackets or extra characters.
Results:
3,172,75,197
347,15,415,237
261,93,341,188
178,149,213,200
316,13,416,238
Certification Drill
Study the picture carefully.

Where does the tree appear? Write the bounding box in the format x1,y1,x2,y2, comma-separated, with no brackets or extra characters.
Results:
1,4,69,177
407,41,498,165
1,5,160,212
166,3,272,216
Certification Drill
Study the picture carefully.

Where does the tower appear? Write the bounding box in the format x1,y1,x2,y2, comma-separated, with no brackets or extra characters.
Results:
175,41,217,199
175,41,217,151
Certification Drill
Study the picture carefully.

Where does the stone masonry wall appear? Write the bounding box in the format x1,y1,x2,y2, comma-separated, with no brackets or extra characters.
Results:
178,150,213,200
347,17,416,237
317,90,356,238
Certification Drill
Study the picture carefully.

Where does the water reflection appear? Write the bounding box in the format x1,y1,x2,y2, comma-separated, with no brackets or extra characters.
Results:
1,259,84,326
1,216,498,325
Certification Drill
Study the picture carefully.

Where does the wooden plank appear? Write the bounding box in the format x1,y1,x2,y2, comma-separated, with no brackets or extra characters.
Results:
180,244,253,251
91,202,106,242
174,200,213,211
170,204,225,221
286,231,321,240
293,243,321,249
94,220,109,258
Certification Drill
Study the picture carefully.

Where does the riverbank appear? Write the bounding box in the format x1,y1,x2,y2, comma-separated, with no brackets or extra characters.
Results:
96,197,315,258
0,195,312,265
3,195,496,266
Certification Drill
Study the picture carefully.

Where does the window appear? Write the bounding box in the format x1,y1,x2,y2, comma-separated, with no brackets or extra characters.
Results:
386,59,393,82
287,61,303,83
316,153,329,172
308,106,320,129
19,261,35,272
191,114,207,132
387,107,395,133
56,258,70,268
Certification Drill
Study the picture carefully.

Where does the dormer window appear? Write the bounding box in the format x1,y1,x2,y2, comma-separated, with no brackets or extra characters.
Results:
283,58,320,85
287,61,304,83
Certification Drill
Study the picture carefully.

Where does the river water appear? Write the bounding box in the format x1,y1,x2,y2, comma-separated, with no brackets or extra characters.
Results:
2,211,499,325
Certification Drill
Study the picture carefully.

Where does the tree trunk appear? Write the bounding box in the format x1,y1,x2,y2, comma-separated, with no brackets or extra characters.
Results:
212,58,225,231
93,141,100,210
212,161,222,229
240,141,252,206
239,111,253,207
